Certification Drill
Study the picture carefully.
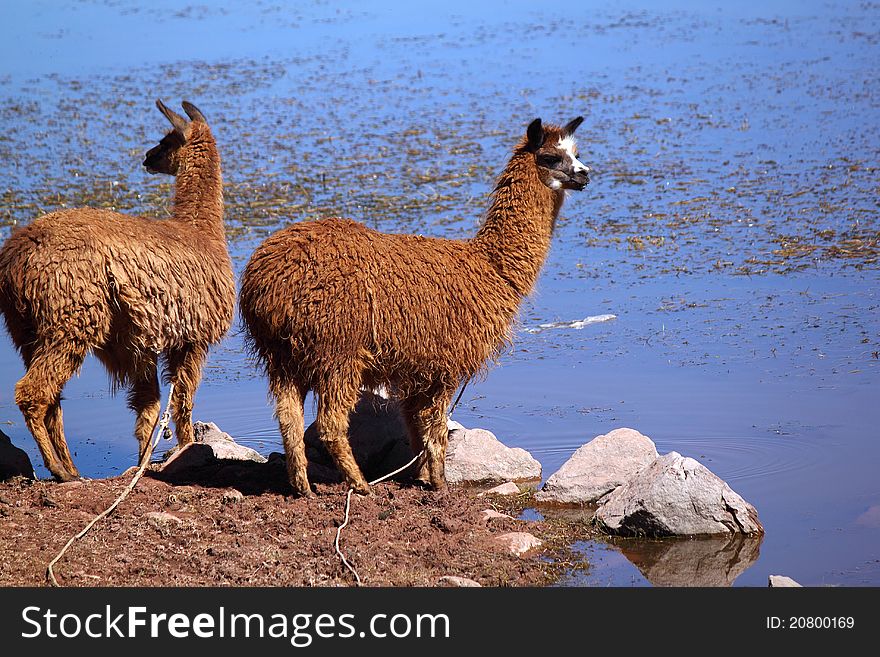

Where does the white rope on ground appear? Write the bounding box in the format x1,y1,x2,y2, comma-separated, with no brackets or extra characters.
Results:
46,382,175,587
334,449,425,586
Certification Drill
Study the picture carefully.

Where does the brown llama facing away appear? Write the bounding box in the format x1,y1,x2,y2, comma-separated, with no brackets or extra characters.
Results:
0,100,235,481
240,116,590,496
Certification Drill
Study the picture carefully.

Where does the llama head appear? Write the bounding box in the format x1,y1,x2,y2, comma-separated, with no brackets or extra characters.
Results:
143,100,210,175
525,116,590,191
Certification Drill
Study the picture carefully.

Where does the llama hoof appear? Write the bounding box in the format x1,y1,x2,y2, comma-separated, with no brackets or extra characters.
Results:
415,478,447,493
350,481,371,496
429,477,447,492
289,484,314,498
52,469,81,483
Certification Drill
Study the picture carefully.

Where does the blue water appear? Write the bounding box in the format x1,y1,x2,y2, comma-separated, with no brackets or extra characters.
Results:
0,0,878,586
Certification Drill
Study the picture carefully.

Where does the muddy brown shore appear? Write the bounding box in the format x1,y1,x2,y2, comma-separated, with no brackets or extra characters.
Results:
0,470,593,587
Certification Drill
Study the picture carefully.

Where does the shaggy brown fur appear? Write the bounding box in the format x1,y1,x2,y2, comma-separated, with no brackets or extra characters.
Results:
0,100,235,481
240,117,590,495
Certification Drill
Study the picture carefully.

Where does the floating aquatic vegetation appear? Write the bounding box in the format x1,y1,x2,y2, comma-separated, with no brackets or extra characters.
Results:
524,315,617,334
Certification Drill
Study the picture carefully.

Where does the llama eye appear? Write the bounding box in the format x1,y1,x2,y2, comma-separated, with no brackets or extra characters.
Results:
539,154,562,167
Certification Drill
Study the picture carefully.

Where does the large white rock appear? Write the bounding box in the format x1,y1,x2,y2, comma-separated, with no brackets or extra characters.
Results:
446,427,541,484
0,430,33,481
536,428,658,505
595,452,763,536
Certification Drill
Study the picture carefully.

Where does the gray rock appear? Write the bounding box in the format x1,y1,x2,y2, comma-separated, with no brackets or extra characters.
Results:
536,427,658,505
0,429,34,481
160,422,266,477
618,535,762,586
446,427,541,484
193,422,267,463
437,575,482,587
595,452,764,537
769,575,802,588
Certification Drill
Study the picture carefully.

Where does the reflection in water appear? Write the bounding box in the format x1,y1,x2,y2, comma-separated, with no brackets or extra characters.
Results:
616,534,763,587
856,506,880,529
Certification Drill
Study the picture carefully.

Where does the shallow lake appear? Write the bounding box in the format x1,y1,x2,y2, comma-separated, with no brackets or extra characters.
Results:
0,0,877,586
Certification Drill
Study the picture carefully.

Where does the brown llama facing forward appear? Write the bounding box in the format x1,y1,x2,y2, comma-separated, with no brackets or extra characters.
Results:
240,116,590,495
0,100,235,481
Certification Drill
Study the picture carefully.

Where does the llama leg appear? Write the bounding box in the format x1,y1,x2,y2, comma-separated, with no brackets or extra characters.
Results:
402,389,453,490
167,343,207,447
15,343,85,481
44,396,77,476
316,375,369,494
401,398,431,484
127,359,161,463
423,395,452,490
271,376,311,496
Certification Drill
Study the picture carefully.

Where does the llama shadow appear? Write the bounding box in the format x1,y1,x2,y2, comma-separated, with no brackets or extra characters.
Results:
145,448,337,496
147,392,418,495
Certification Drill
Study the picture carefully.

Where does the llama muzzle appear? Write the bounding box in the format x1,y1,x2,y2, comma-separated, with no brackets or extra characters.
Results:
567,169,590,190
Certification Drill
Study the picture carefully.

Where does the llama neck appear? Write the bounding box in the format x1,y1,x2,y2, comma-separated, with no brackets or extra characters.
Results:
472,151,564,296
172,128,225,241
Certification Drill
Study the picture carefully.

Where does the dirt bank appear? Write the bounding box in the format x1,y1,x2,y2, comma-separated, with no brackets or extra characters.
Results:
0,469,593,587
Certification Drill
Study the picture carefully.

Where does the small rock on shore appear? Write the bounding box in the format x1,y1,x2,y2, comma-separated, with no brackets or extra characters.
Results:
482,482,520,496
160,422,266,477
437,575,482,587
492,532,543,557
769,575,802,587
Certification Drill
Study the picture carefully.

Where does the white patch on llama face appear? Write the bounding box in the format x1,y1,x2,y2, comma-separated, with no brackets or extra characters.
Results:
549,179,563,190
558,136,590,174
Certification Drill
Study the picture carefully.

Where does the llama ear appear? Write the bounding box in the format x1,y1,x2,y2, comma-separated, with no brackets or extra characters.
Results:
181,101,207,124
156,99,188,134
563,116,584,136
526,118,544,151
